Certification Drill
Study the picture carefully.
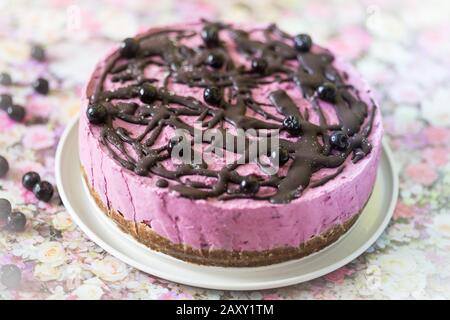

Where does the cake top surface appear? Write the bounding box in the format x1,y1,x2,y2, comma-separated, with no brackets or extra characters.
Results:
85,20,380,204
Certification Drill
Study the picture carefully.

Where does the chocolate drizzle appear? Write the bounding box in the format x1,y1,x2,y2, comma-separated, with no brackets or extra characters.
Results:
89,21,376,204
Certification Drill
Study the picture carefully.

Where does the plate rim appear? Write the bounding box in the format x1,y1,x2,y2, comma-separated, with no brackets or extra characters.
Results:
55,115,399,291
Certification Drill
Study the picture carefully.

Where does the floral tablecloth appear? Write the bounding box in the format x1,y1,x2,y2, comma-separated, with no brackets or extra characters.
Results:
0,0,449,300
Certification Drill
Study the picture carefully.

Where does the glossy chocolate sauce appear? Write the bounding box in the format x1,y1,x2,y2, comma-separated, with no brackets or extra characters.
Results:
89,21,375,204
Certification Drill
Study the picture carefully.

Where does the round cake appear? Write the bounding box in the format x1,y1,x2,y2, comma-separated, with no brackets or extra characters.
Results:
79,21,383,267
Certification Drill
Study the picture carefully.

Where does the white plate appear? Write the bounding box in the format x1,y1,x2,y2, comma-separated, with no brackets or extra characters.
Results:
55,116,398,291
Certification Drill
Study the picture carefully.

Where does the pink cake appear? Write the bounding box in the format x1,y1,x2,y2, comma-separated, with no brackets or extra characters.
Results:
79,21,382,267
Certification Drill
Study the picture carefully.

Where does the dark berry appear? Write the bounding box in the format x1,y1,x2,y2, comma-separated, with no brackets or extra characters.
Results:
86,104,107,124
6,212,26,232
138,83,158,104
0,264,22,289
32,77,49,95
294,33,312,52
22,171,41,191
156,179,169,188
201,26,220,48
240,175,260,194
270,147,290,166
282,115,302,136
0,198,12,225
33,181,54,202
203,87,222,106
120,38,140,58
0,93,13,111
251,58,268,74
206,52,225,69
317,82,337,103
31,44,46,62
0,72,12,86
6,104,26,122
330,132,349,151
0,155,9,178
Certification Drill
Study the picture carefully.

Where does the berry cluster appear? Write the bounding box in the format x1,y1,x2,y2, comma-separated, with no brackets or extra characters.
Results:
22,171,54,202
0,43,57,292
0,44,51,123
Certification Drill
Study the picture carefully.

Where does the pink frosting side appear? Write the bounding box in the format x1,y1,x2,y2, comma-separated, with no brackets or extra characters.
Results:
79,23,383,251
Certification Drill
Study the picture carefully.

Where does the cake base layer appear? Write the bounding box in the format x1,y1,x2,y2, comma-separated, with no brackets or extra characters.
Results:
82,168,363,267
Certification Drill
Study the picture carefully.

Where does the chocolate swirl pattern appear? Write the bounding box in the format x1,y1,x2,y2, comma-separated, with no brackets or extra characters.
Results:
87,21,375,204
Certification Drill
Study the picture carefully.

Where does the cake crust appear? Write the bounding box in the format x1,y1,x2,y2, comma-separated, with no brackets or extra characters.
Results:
83,167,363,267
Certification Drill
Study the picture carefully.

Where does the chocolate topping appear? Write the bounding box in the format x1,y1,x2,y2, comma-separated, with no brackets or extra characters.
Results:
89,21,375,204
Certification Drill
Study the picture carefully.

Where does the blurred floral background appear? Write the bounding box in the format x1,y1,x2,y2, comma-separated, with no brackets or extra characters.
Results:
0,0,449,299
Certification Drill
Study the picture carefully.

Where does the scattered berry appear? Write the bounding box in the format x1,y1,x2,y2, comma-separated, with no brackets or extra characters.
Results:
0,198,12,225
138,83,158,104
330,132,349,151
32,77,49,95
6,104,26,122
0,155,9,178
201,26,220,47
31,44,46,62
22,171,41,191
251,58,268,74
294,34,312,52
120,38,140,58
0,72,12,86
5,211,26,232
282,115,302,136
86,104,107,124
317,82,337,103
206,52,225,69
203,87,222,106
0,264,22,289
33,181,54,202
0,93,13,111
240,175,260,194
